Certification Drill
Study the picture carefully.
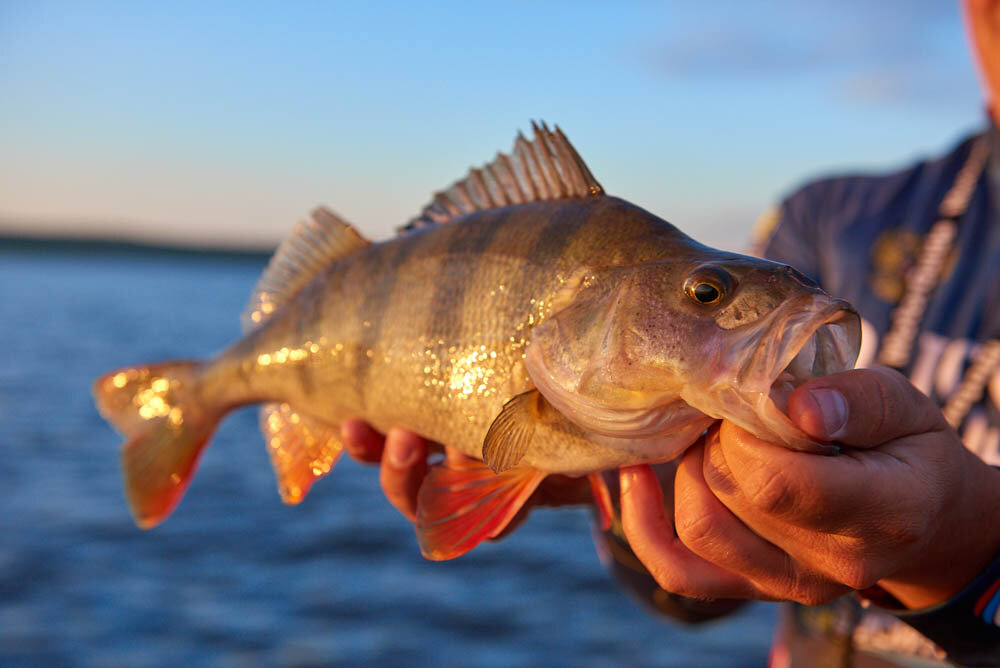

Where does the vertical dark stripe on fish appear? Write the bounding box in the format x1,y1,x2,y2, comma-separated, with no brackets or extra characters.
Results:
424,211,510,338
492,201,598,306
530,201,597,265
354,235,426,408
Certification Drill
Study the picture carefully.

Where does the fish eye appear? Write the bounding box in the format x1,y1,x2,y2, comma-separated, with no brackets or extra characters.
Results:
692,283,720,303
683,266,732,306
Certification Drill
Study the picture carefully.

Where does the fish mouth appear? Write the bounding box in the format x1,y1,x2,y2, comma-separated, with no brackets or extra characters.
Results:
763,302,860,414
726,294,860,448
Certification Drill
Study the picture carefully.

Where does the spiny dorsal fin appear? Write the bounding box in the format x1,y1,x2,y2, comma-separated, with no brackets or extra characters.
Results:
401,121,604,232
242,207,370,332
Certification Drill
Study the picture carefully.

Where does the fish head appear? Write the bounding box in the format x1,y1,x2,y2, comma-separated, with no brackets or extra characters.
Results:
526,249,860,451
674,254,861,450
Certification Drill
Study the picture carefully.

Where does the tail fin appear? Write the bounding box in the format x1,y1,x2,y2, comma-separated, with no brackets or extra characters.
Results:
93,361,221,528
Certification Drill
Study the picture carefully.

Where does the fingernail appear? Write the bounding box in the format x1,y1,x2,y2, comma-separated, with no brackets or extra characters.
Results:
806,389,848,438
388,437,419,468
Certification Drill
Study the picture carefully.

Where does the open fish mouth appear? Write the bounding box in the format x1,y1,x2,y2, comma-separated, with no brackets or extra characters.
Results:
766,306,860,414
737,294,861,420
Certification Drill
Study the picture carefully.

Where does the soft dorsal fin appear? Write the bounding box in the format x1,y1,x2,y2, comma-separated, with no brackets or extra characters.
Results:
242,207,370,332
401,121,604,232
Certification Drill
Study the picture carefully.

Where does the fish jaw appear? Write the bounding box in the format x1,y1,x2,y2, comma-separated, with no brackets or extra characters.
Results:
682,294,861,451
523,264,704,441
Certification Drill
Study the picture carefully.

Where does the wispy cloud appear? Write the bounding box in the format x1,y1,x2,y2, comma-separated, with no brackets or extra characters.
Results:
642,0,978,107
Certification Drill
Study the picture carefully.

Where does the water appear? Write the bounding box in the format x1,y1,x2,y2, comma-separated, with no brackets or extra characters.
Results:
0,242,777,667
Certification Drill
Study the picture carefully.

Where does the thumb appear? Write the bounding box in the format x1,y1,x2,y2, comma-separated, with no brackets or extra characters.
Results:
788,366,949,447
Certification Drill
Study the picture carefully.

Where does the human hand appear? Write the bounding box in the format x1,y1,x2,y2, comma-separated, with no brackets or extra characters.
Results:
340,420,593,528
341,421,431,522
620,366,1000,609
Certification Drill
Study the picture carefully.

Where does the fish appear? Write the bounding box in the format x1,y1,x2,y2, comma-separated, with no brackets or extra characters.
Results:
93,122,860,560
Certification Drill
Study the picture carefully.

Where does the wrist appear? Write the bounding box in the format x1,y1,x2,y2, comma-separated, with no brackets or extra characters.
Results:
859,552,1000,667
878,457,1000,609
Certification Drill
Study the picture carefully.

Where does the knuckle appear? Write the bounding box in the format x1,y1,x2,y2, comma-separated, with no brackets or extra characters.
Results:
647,564,691,596
745,468,794,515
675,509,721,555
790,583,845,606
885,515,927,549
780,566,848,605
835,561,880,591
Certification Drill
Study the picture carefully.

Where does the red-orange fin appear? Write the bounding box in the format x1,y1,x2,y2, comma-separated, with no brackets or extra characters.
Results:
415,458,546,561
93,360,221,528
259,403,343,504
120,419,215,528
588,473,613,531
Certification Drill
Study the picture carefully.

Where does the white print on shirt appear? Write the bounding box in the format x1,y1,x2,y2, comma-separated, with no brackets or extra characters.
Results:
856,318,1000,465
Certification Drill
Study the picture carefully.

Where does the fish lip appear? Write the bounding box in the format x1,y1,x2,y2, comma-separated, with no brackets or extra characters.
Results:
733,294,861,396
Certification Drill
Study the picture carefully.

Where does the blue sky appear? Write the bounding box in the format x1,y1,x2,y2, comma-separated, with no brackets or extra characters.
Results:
0,0,988,250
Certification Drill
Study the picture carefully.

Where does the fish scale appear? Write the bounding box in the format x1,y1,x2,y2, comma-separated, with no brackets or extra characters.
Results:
93,123,860,560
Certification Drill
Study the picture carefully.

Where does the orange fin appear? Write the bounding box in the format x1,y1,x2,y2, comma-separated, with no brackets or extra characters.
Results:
93,360,220,528
260,403,343,504
416,458,545,560
119,418,215,528
588,473,613,531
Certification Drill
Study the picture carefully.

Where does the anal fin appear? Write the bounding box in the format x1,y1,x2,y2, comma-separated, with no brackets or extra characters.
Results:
416,457,546,560
260,403,343,504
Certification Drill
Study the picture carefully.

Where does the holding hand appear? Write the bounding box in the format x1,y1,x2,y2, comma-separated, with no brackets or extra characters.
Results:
340,422,592,530
621,366,1000,609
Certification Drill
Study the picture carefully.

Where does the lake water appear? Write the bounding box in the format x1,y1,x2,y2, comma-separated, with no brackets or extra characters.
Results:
0,241,776,667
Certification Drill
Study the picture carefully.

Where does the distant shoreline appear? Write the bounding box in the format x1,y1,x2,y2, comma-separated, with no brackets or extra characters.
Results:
0,234,273,261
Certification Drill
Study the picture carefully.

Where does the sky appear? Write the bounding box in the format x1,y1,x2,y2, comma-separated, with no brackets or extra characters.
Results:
0,0,989,251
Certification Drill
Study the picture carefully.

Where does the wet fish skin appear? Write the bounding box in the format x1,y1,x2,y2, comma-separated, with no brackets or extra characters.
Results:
203,195,845,472
205,196,711,469
93,124,860,558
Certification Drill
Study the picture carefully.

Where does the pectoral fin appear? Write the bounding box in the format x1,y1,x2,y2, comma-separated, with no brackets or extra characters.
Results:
415,457,546,561
482,390,546,474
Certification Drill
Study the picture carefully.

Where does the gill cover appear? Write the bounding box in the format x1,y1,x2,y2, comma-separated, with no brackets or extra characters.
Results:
524,269,707,439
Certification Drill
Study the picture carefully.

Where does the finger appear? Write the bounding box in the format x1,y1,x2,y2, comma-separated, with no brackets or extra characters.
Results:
445,446,477,465
379,427,429,522
789,366,949,446
688,435,850,605
674,442,834,602
341,419,386,463
713,420,909,534
620,464,758,600
707,427,909,591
